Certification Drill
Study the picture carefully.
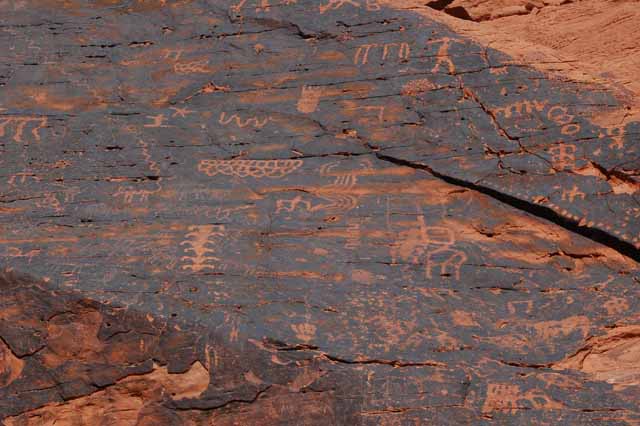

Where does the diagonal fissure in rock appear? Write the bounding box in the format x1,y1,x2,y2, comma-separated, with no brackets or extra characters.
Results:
375,153,640,264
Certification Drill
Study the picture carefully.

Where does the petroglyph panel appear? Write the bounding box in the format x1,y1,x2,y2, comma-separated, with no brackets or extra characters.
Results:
1,0,639,424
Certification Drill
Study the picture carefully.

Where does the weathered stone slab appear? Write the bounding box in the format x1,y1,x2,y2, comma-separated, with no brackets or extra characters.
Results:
1,0,639,424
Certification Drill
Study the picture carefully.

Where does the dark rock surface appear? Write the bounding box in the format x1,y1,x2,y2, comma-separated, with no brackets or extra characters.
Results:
1,0,639,424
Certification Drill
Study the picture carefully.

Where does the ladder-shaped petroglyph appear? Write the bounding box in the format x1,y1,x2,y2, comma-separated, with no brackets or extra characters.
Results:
180,225,226,272
389,204,467,280
344,219,361,249
198,159,303,179
275,159,372,214
0,116,47,144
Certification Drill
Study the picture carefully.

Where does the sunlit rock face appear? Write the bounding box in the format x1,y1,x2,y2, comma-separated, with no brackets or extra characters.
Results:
1,0,639,424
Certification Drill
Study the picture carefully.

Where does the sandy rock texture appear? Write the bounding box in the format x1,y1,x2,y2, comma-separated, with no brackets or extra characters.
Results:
0,0,639,424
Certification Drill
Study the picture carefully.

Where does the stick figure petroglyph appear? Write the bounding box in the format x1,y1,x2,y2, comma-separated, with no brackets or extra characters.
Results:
427,38,456,75
170,106,195,118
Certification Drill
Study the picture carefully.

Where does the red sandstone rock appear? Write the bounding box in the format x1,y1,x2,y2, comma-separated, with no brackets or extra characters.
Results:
1,0,640,424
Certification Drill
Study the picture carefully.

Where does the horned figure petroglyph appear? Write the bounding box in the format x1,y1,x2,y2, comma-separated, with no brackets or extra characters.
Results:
0,116,47,143
275,159,372,214
198,159,303,179
390,209,467,280
180,225,225,272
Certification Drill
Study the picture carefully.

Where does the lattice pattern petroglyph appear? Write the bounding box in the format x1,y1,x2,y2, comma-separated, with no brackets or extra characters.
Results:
198,159,303,179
